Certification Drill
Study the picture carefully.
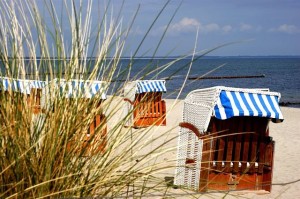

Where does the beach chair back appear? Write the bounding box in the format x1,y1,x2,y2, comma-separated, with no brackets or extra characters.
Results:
133,92,166,127
123,80,167,128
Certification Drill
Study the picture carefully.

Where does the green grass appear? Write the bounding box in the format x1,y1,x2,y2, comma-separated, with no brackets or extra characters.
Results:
0,1,190,198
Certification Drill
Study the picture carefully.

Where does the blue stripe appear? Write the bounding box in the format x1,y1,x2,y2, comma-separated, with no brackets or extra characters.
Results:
214,103,222,119
267,95,279,118
4,79,9,90
231,91,244,116
249,93,262,117
214,90,283,121
258,94,271,117
136,80,166,93
219,91,234,118
240,92,253,115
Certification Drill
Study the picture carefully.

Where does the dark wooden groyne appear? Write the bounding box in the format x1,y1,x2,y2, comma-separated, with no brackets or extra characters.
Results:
188,74,265,80
109,75,266,82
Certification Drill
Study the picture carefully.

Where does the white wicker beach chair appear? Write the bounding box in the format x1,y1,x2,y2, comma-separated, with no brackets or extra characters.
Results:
174,86,283,192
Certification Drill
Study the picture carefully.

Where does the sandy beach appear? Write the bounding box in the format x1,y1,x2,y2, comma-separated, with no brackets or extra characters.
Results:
108,97,300,198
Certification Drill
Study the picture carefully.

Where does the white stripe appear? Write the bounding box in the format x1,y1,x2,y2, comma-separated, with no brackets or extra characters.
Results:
262,95,276,118
151,81,158,91
91,83,97,96
226,91,239,116
253,94,267,117
19,81,24,93
235,92,249,116
146,82,151,92
270,95,284,120
141,82,146,93
148,81,156,91
216,97,227,119
244,93,259,116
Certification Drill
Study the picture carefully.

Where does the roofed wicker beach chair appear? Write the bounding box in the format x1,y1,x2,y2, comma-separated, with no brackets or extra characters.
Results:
123,80,167,128
174,86,284,192
0,77,46,114
42,78,109,156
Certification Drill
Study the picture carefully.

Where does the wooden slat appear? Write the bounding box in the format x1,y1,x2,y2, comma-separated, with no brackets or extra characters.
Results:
96,115,101,126
199,135,211,192
209,118,217,169
258,119,268,174
241,118,251,173
262,140,275,192
233,119,243,173
88,118,95,141
216,137,225,172
132,92,166,127
225,133,234,173
249,133,258,174
155,100,159,117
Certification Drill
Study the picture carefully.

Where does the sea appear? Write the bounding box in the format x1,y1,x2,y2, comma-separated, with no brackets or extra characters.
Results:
112,56,300,106
1,56,300,106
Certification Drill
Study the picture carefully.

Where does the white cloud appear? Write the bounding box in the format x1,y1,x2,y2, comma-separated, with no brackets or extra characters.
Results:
201,23,220,32
168,17,200,33
240,23,253,31
222,25,233,33
273,24,300,34
129,26,144,35
167,17,231,34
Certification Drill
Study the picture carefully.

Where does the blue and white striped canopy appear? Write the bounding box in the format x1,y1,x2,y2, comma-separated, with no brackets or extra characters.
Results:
136,80,167,94
0,77,46,94
52,79,107,99
214,90,284,122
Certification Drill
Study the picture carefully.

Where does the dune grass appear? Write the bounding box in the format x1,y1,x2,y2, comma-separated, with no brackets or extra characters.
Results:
0,0,198,198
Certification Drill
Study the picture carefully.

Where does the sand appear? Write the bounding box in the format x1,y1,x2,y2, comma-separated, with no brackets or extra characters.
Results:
107,97,300,198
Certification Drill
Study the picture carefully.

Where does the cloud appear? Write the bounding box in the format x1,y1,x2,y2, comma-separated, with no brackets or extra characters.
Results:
271,24,300,34
222,25,233,33
240,23,253,31
168,17,200,33
167,17,230,34
129,26,144,35
201,23,220,32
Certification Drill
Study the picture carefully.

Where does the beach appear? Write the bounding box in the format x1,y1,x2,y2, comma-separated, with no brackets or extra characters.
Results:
109,97,300,198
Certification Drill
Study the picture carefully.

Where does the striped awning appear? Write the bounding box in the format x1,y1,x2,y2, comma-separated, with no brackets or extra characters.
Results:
0,77,46,94
214,90,284,122
52,79,108,99
136,80,167,94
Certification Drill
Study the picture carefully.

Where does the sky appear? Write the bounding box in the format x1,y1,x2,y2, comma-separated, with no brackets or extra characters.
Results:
111,0,300,56
33,0,300,57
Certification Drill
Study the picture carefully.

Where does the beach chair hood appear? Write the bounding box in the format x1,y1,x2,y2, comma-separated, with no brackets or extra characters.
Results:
0,77,46,94
184,86,284,133
123,80,167,101
45,78,108,99
135,80,167,94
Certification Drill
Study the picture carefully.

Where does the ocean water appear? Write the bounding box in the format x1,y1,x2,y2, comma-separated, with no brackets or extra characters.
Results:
1,56,299,105
112,57,300,104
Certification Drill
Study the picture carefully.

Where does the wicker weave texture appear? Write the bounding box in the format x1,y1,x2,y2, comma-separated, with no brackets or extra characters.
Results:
174,126,202,190
174,88,217,190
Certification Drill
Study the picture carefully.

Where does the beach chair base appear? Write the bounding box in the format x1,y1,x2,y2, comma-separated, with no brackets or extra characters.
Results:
178,117,274,192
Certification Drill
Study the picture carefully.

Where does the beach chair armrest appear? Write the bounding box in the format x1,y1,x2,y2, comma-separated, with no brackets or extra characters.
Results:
179,122,203,138
123,98,134,105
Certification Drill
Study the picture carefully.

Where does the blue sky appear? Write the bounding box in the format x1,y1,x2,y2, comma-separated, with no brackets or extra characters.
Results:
113,0,300,56
35,0,300,57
